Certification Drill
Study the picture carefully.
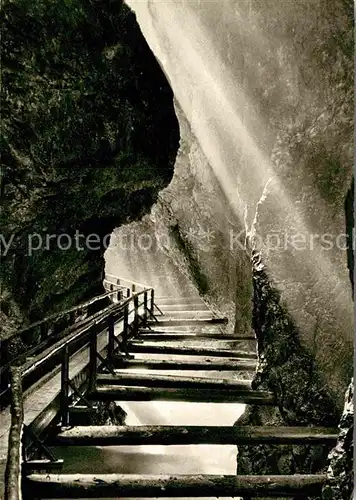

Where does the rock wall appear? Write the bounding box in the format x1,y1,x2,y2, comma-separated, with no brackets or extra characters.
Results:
121,0,353,402
116,0,354,486
0,0,179,338
322,379,354,500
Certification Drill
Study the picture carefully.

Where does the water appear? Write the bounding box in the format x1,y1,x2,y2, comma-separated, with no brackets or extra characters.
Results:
55,400,245,500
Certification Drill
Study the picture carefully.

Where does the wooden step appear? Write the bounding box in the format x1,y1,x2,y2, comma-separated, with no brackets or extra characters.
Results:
159,310,212,316
137,331,256,341
156,295,202,301
23,460,64,472
159,304,209,311
125,343,257,359
24,473,326,497
51,425,338,446
156,299,205,307
90,386,275,404
112,357,257,371
147,318,228,327
97,373,252,390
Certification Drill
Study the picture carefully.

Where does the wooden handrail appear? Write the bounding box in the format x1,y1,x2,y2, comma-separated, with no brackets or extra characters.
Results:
104,273,152,291
20,288,152,380
3,283,153,500
2,289,121,344
3,273,151,344
5,366,23,500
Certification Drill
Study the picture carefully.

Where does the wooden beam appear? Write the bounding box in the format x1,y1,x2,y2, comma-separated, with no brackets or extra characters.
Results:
137,332,256,341
51,425,338,446
158,304,208,311
68,405,98,413
23,460,64,472
147,318,228,326
24,473,326,498
155,296,203,303
125,344,257,359
90,386,275,404
96,373,252,390
160,310,212,316
5,366,23,500
112,357,257,371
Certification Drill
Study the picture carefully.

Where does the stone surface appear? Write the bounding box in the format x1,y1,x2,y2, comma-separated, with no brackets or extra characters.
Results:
116,0,353,488
1,0,179,338
322,379,354,500
120,0,353,403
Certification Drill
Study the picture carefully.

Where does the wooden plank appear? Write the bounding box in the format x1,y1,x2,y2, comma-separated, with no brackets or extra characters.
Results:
112,357,257,371
137,332,256,341
51,425,338,446
147,318,228,326
126,344,257,359
155,296,203,302
97,373,252,390
160,310,212,316
158,304,209,311
5,367,23,500
23,460,64,472
68,405,98,413
24,473,326,498
90,386,275,404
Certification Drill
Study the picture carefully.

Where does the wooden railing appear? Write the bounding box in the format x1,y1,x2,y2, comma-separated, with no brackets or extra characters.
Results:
0,289,121,407
4,279,154,500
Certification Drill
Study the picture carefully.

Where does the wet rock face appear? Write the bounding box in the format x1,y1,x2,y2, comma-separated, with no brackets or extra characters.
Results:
322,380,354,500
106,102,252,328
121,0,353,382
236,258,341,488
1,0,179,335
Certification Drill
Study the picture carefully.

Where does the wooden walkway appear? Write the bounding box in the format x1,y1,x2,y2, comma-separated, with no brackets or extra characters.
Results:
0,318,129,495
2,286,338,499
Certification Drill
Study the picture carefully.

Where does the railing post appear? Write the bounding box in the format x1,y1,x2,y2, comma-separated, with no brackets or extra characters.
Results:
132,284,136,294
143,291,148,323
126,287,131,298
108,314,115,363
116,280,121,302
89,328,97,393
69,311,76,325
150,289,155,317
40,322,48,342
122,305,129,347
60,346,69,426
134,295,139,333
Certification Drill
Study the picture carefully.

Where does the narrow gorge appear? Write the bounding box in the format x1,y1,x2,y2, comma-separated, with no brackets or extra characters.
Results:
0,0,354,499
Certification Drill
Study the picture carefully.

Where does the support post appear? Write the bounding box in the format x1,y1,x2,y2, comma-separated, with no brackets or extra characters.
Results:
89,328,97,393
4,366,23,500
122,305,129,348
107,315,115,364
126,288,130,298
40,322,48,342
150,289,154,317
134,296,139,333
143,291,148,323
69,311,76,325
60,346,70,426
132,284,136,294
116,280,121,302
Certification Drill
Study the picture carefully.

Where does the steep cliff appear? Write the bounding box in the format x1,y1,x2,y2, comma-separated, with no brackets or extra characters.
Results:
0,0,179,338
